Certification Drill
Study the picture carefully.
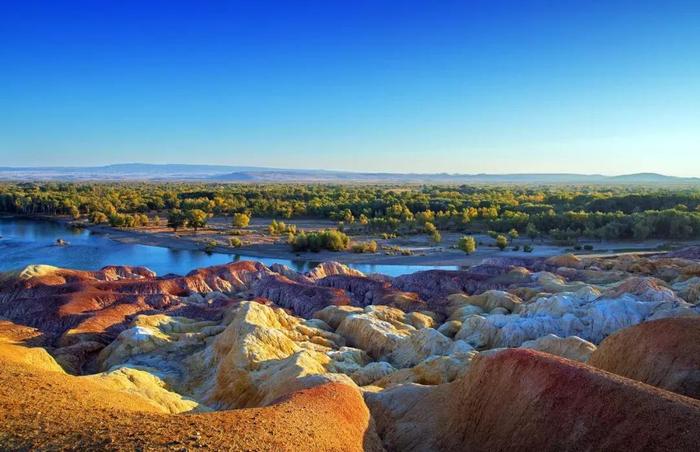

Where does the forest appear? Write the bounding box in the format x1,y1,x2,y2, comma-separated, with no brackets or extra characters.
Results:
1,182,700,243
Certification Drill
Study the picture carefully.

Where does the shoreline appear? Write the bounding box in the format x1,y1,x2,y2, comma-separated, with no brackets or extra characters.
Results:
1,214,688,267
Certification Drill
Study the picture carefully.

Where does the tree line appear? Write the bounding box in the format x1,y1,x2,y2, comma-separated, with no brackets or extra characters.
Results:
1,182,700,241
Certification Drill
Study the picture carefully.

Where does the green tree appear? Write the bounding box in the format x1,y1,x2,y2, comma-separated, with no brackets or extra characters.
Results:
342,209,355,223
69,205,80,220
290,230,349,252
457,236,477,254
632,220,652,240
167,209,187,232
186,209,209,231
526,223,539,241
496,234,508,251
232,212,250,229
108,213,125,227
367,240,378,253
508,228,519,240
90,211,108,224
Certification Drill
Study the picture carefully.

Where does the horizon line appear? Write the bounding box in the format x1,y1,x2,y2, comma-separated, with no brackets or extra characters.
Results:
1,163,698,179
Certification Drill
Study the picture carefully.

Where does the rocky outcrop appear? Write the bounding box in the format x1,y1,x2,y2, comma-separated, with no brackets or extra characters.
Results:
453,286,696,349
519,334,596,362
252,273,351,318
0,337,382,451
605,276,681,302
336,309,413,359
0,261,269,349
447,290,522,317
4,249,700,451
202,301,336,408
317,274,427,311
666,245,700,260
589,317,700,399
366,349,700,451
544,253,584,269
98,301,350,410
306,261,365,280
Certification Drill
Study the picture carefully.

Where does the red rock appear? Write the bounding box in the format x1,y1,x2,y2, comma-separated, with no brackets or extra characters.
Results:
666,246,700,260
0,261,271,370
604,276,680,302
252,273,351,318
392,267,527,312
589,317,700,399
367,349,700,451
317,274,428,311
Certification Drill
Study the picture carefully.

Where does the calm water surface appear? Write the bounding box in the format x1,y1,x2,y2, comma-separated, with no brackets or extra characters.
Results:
0,218,459,277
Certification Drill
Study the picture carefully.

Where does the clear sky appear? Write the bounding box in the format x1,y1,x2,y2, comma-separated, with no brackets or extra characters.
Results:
1,1,699,175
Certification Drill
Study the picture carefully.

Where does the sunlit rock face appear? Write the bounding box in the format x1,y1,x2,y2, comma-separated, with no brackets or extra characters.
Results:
519,334,596,362
365,349,700,452
0,261,268,365
3,249,700,450
96,301,351,410
589,317,700,399
305,261,366,280
452,281,696,350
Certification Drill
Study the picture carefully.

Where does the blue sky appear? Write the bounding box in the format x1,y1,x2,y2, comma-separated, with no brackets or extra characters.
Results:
1,1,699,175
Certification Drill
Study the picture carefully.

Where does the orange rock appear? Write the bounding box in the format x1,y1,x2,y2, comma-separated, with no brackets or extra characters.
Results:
0,338,382,451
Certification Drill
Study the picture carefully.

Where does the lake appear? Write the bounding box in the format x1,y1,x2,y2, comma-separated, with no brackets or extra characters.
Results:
0,218,460,277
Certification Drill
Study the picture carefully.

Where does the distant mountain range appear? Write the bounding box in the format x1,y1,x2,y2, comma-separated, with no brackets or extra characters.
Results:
0,164,698,185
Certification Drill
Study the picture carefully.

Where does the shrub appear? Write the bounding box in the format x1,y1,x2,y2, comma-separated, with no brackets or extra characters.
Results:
496,234,508,251
203,240,218,254
90,211,109,224
351,240,378,253
457,236,477,254
524,244,534,253
290,230,350,252
229,237,243,247
232,213,250,229
583,244,594,251
109,213,147,228
269,219,296,235
69,206,80,220
512,245,520,251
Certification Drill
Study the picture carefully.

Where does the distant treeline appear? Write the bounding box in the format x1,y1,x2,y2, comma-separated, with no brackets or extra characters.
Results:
1,182,699,242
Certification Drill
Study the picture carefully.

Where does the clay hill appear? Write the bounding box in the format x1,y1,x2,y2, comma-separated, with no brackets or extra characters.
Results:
1,248,700,450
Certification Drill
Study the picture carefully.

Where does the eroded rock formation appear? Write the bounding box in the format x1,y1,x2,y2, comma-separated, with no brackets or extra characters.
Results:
589,317,700,399
2,248,700,449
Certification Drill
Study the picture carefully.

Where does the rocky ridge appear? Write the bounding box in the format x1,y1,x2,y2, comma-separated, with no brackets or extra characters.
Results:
1,248,700,450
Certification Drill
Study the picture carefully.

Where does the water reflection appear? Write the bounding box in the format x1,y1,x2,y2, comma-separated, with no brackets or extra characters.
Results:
0,218,461,277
